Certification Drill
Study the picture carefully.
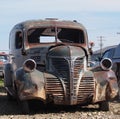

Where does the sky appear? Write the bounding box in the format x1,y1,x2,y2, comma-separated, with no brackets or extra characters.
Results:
0,0,120,52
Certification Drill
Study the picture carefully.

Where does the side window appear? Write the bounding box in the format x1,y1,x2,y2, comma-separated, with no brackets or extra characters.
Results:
102,50,110,59
15,31,23,49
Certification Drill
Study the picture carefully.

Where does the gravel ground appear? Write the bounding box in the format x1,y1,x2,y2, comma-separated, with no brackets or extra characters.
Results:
0,87,120,119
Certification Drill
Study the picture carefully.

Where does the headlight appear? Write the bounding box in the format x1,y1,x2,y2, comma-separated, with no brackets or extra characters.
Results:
100,58,112,70
23,59,36,72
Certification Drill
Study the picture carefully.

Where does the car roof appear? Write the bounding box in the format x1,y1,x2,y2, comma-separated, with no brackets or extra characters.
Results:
102,47,115,59
12,18,86,31
113,44,120,59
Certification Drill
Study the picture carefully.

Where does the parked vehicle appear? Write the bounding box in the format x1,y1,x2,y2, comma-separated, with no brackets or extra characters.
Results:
4,18,118,113
0,52,9,78
102,44,120,99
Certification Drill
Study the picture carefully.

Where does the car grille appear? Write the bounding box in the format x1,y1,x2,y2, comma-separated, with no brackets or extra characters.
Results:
52,58,70,103
45,76,65,104
46,57,94,104
77,77,95,103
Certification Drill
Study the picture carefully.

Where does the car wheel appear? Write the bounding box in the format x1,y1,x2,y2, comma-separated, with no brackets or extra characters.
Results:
98,101,109,111
20,100,30,114
7,92,14,101
118,81,120,99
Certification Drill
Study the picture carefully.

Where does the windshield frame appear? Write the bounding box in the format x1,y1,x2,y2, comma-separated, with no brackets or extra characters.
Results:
27,27,85,44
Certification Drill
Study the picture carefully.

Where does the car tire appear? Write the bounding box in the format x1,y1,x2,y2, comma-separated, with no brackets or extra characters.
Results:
98,101,109,111
7,92,14,101
20,100,30,114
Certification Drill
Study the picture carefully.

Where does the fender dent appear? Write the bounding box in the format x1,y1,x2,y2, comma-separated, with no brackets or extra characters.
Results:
15,68,46,101
93,70,118,102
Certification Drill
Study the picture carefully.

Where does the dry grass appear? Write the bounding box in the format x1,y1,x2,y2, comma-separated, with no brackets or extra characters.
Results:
0,79,5,93
0,79,4,87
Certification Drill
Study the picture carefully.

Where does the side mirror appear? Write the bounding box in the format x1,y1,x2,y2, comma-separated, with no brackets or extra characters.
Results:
89,41,94,55
89,48,93,55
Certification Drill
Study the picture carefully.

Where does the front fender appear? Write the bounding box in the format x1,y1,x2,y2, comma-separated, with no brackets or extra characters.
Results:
15,68,46,101
4,63,14,87
93,70,118,102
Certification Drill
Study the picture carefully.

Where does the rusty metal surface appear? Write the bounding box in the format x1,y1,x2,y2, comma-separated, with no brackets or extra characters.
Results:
93,70,118,102
15,64,119,105
14,44,119,104
15,19,86,31
4,19,119,109
15,68,46,101
45,55,94,105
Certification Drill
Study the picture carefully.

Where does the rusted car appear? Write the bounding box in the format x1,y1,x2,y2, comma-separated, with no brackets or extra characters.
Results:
0,52,9,78
4,18,118,113
102,44,120,99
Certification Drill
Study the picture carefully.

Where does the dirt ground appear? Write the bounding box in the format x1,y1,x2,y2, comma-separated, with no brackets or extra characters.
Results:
0,86,120,119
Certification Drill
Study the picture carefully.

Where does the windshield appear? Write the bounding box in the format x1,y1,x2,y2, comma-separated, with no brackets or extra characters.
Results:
27,27,84,44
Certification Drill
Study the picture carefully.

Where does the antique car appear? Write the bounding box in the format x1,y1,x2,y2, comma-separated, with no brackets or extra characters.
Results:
4,18,118,113
102,44,120,99
0,52,9,78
